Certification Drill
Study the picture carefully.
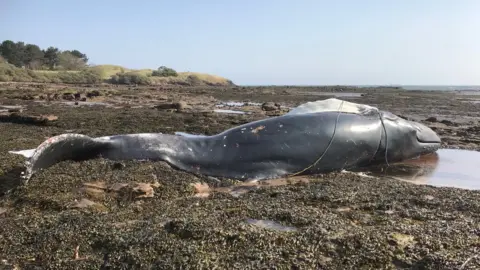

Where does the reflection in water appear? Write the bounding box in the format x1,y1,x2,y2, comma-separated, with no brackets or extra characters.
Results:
246,218,298,232
205,149,480,196
361,149,480,190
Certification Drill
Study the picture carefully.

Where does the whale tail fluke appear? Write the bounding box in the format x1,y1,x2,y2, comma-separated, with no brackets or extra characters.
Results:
8,133,110,183
9,148,36,158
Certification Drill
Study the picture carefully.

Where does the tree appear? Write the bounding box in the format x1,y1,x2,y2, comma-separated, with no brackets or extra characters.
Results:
0,40,25,67
152,66,178,77
43,46,60,70
58,51,86,70
67,50,88,63
23,44,44,69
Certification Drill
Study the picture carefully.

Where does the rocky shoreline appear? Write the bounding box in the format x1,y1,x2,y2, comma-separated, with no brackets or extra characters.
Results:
0,84,479,269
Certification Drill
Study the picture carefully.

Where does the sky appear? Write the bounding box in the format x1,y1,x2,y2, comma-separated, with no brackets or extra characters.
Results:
1,0,479,85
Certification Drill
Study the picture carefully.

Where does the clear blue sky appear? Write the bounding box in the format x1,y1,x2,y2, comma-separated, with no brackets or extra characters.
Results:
1,0,479,85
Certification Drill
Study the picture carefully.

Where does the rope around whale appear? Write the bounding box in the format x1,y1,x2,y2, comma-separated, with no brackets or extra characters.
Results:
288,100,390,177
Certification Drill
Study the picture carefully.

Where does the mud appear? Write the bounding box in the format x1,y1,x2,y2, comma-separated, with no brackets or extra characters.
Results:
0,84,480,269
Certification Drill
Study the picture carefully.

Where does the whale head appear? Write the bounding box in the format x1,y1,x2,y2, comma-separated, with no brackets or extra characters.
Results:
375,111,441,163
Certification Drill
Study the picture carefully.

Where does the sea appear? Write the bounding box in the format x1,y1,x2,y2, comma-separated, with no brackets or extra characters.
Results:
358,85,480,91
243,85,480,91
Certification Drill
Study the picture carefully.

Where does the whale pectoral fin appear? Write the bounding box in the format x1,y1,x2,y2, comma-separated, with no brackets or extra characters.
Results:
16,133,111,181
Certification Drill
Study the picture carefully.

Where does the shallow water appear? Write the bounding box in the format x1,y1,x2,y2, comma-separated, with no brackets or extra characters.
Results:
213,109,248,114
0,105,24,110
216,101,262,108
301,92,363,97
208,149,480,195
33,100,111,107
365,149,480,190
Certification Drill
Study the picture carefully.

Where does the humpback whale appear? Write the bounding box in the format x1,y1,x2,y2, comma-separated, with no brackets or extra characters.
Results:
9,98,441,184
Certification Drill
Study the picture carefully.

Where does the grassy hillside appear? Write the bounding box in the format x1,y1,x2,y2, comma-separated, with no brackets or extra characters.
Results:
0,62,235,86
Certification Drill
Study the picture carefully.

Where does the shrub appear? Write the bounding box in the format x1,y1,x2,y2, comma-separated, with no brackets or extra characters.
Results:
109,72,151,85
151,66,178,77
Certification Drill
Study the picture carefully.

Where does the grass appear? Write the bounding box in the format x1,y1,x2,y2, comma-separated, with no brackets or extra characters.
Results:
89,65,234,86
0,63,235,86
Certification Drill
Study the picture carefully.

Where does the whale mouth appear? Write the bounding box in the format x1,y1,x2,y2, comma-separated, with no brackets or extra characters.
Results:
412,122,441,144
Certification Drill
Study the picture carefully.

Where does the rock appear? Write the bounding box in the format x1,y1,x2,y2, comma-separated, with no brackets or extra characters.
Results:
114,182,156,199
191,182,211,198
154,101,191,112
74,92,81,100
80,97,87,102
21,94,35,100
70,198,107,212
0,207,9,216
132,183,155,198
112,162,125,170
7,108,22,113
175,101,187,112
86,90,101,98
261,102,278,111
388,233,416,249
62,93,75,101
110,183,129,192
425,116,438,122
440,119,454,126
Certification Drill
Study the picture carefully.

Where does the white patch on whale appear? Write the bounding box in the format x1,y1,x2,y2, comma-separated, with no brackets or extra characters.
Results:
286,98,378,116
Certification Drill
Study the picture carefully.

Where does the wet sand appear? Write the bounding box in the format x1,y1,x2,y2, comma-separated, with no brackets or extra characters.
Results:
0,84,480,269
